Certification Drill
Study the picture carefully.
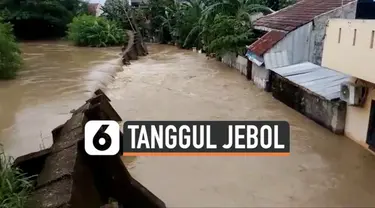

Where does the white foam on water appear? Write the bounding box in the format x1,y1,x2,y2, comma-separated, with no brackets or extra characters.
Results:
84,58,122,97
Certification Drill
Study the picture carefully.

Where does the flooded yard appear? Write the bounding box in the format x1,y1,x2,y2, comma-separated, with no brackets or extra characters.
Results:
1,43,375,207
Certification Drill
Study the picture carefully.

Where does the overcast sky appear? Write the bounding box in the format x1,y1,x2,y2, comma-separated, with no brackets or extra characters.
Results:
89,0,106,4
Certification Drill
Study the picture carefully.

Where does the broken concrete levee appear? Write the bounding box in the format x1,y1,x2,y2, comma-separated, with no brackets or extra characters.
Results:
122,30,148,65
13,89,166,208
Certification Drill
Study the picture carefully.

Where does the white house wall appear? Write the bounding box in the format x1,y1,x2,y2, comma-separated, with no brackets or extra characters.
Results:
263,49,290,69
252,63,269,89
221,52,236,68
263,1,357,69
310,1,356,65
221,52,248,75
264,22,312,69
96,6,103,17
235,56,248,75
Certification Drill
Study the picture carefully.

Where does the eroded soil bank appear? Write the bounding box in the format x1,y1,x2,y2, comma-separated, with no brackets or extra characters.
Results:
1,43,375,207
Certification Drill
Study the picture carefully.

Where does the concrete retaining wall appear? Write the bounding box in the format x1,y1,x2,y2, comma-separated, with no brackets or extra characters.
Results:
251,63,270,91
221,53,248,76
270,72,346,134
14,90,166,208
221,52,270,90
221,52,236,67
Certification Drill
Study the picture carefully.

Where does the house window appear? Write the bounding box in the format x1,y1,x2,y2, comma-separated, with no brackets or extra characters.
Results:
353,29,357,46
338,28,341,43
371,30,375,48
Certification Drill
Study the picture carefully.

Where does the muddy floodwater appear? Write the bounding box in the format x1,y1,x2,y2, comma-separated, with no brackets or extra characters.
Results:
0,41,122,157
2,43,375,207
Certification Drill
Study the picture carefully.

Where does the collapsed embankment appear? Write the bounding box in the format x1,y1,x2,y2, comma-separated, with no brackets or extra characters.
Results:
121,30,148,65
12,90,166,208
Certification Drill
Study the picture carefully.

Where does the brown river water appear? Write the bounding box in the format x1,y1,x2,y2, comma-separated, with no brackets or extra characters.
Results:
1,41,375,207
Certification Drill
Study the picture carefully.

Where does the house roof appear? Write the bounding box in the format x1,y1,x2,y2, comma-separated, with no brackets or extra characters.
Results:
88,3,100,15
271,62,350,100
254,0,356,32
247,30,287,57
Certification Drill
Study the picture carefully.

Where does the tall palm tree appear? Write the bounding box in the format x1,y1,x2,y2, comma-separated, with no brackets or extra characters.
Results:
196,0,273,55
178,0,206,48
154,0,180,42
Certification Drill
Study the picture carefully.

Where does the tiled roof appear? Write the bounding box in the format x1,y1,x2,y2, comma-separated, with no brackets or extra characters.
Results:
88,3,100,15
254,0,356,32
247,30,287,57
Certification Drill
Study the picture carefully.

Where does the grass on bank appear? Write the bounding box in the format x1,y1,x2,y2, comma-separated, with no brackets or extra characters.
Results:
0,19,22,80
0,152,34,208
67,15,128,47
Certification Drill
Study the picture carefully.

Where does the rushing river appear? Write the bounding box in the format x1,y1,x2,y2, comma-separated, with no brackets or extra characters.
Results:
0,41,122,157
1,42,375,207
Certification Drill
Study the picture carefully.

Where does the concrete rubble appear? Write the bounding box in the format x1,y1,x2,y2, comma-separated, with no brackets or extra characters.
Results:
13,89,166,208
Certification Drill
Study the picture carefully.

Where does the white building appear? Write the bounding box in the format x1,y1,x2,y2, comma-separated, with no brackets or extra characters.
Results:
88,3,103,17
246,0,357,90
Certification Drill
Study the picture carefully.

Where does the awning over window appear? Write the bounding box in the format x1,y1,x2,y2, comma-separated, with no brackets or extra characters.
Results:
245,50,264,66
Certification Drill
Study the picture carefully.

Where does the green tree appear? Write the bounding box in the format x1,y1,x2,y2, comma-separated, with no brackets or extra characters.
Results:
201,0,273,23
154,2,180,43
198,0,272,55
0,0,88,39
132,7,150,38
101,0,149,39
177,0,206,48
147,0,176,42
0,18,22,79
67,15,127,47
145,0,283,55
101,0,132,27
205,14,256,56
264,0,296,11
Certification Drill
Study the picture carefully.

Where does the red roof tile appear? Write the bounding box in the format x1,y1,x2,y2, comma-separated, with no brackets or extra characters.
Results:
254,0,356,32
247,30,287,56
